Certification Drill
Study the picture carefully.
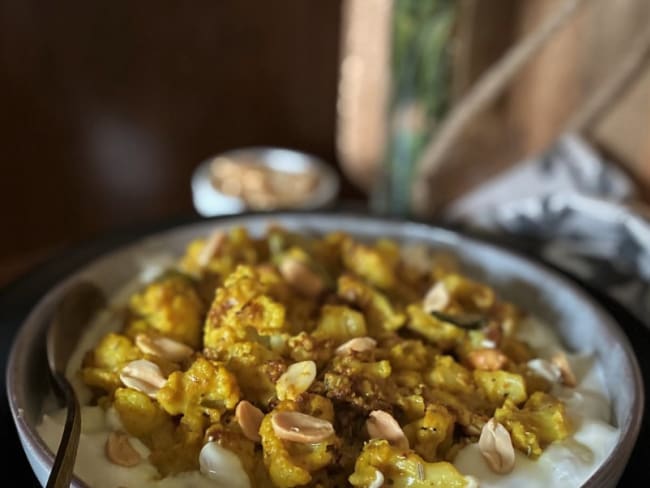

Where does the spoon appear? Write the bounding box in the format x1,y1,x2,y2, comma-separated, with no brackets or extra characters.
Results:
46,281,106,488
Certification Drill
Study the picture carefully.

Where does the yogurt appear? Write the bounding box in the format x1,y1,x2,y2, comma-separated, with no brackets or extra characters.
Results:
453,318,619,487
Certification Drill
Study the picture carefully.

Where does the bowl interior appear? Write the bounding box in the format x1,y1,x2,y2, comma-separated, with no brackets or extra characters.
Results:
7,212,644,487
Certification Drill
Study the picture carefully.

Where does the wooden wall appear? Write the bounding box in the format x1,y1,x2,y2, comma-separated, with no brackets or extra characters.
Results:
509,0,650,196
0,0,345,284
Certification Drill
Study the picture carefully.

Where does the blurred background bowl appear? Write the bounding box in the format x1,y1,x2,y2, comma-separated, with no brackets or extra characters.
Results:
191,147,341,217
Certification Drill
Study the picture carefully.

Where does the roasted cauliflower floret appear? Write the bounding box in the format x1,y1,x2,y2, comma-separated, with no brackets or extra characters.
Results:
181,226,261,277
157,356,240,431
113,387,175,441
406,305,466,351
323,354,394,413
403,404,456,462
113,387,198,475
341,237,399,290
495,391,572,458
311,304,367,344
349,439,472,488
338,274,405,334
208,340,284,407
474,370,528,406
436,273,496,314
386,337,437,372
128,274,204,348
81,333,141,394
204,264,288,347
286,332,334,368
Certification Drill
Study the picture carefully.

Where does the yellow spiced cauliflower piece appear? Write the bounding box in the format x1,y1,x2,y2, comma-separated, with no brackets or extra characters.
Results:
157,356,240,430
113,388,174,441
323,354,394,412
439,273,495,313
338,274,405,334
259,413,311,488
349,439,471,488
113,387,201,475
81,333,141,394
495,391,572,458
204,265,288,347
286,332,334,368
387,338,437,372
403,404,456,462
212,340,283,407
386,338,437,391
341,237,399,290
311,304,367,344
180,227,261,277
128,274,204,348
474,370,528,406
395,394,426,422
427,355,474,396
406,305,466,351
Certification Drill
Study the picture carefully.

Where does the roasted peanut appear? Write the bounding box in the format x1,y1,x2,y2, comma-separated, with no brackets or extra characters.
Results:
335,337,377,355
197,230,227,267
105,431,142,467
366,410,409,450
467,348,508,371
271,411,334,443
275,360,317,401
279,258,324,297
422,282,449,313
551,352,577,387
119,359,167,398
235,400,264,442
478,418,515,474
134,333,194,362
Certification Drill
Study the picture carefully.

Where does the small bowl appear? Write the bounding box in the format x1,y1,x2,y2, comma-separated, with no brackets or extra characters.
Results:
6,212,645,487
191,147,340,216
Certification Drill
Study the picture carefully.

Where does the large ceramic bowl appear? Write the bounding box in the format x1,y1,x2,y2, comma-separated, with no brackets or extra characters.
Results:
6,212,645,487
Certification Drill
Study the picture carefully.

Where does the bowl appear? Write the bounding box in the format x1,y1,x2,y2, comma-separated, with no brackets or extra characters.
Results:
191,147,341,216
6,212,644,487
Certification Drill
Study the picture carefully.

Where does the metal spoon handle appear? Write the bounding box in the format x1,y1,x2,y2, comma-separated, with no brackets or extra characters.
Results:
45,281,105,488
46,374,81,488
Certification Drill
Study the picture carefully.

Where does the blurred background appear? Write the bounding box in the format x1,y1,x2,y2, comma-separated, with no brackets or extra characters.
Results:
2,0,650,287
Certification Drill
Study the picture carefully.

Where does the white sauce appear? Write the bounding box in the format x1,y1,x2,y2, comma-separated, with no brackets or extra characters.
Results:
453,317,619,487
38,296,618,487
199,442,250,488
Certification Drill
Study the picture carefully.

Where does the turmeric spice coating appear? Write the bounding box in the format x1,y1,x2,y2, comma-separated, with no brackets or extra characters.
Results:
79,225,572,487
